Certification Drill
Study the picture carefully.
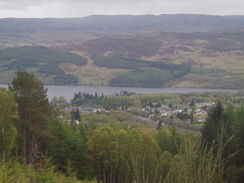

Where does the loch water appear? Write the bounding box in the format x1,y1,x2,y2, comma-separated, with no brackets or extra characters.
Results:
0,84,238,102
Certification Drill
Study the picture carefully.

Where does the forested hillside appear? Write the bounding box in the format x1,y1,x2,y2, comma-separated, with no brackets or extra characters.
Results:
0,46,87,84
1,43,243,88
0,72,244,182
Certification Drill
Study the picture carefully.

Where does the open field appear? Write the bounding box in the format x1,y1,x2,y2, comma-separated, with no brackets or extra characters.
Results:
60,53,129,86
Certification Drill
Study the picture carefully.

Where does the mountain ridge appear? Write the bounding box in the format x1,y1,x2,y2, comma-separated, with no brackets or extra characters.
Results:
1,14,244,31
1,14,244,47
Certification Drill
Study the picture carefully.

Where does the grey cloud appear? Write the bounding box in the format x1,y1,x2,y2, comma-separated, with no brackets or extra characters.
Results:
0,0,51,10
0,0,243,18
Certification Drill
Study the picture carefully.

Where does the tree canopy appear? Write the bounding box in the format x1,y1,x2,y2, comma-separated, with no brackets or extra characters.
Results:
0,88,17,160
9,71,54,165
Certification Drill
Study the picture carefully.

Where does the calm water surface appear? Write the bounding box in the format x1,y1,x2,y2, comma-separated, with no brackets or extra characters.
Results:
0,84,238,102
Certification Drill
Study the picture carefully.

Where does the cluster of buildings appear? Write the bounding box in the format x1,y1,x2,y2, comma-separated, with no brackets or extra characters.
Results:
128,101,216,123
65,107,105,114
64,101,217,123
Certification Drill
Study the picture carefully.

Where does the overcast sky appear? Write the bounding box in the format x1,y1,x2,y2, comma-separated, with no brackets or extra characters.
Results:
0,0,243,18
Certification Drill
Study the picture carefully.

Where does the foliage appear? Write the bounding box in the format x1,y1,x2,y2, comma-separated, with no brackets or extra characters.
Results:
201,101,234,155
1,73,244,182
92,55,191,72
157,127,180,155
8,71,55,165
93,55,191,87
200,102,244,182
224,105,244,183
137,93,182,107
92,55,149,69
48,119,90,180
0,88,17,159
0,159,15,182
54,74,79,85
87,127,159,183
79,111,136,135
0,158,98,183
110,68,174,87
165,139,228,183
71,92,139,110
158,151,173,181
0,46,86,84
0,46,87,69
51,96,69,109
38,63,65,75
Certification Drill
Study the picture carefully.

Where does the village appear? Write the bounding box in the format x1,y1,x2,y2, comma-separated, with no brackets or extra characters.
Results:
66,100,216,124
127,101,216,123
62,90,243,126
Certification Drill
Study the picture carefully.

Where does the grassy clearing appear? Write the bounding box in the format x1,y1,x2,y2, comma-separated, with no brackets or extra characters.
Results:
60,55,128,85
144,46,243,75
191,53,244,74
0,68,16,84
175,73,244,89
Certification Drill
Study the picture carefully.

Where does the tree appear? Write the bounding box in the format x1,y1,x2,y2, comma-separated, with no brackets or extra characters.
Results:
223,105,244,183
48,119,89,179
9,71,54,165
235,105,244,182
158,151,173,181
126,129,159,183
165,139,227,183
87,127,119,183
0,88,17,160
57,96,68,108
201,101,233,156
115,129,130,183
71,109,81,122
157,127,182,155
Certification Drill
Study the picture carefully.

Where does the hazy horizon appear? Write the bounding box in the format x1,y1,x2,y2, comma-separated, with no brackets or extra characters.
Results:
0,0,243,18
1,13,244,20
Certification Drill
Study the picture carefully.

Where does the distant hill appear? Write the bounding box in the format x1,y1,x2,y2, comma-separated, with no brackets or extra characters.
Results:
1,14,244,31
1,14,244,46
67,31,244,59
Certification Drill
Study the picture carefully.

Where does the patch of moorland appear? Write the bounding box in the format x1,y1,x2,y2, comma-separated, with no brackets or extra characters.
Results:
72,32,244,72
1,15,244,47
67,31,244,89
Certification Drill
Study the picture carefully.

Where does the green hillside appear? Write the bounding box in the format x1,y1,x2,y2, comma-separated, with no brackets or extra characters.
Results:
0,47,192,87
110,68,173,87
92,55,191,87
0,46,87,84
0,44,243,89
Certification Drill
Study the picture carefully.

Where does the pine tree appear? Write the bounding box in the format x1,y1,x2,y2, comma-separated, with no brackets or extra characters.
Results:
9,71,54,165
201,101,233,157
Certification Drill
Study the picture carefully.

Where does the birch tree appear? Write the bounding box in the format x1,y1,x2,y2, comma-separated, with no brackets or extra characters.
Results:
0,88,17,160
